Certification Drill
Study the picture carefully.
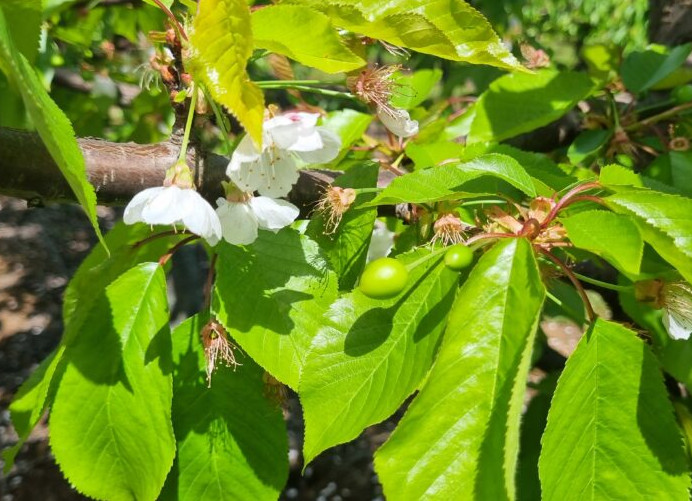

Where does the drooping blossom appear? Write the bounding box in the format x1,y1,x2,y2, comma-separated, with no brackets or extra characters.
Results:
123,161,222,245
636,279,692,340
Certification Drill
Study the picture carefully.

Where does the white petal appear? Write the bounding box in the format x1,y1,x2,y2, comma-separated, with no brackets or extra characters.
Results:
663,310,692,340
216,199,259,245
123,186,165,225
141,185,184,226
294,128,342,164
250,196,299,231
179,190,222,245
267,112,320,150
377,107,419,138
257,152,299,198
228,134,262,167
367,221,396,262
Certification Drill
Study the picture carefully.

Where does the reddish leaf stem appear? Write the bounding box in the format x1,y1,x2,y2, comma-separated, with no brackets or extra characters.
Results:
158,235,199,267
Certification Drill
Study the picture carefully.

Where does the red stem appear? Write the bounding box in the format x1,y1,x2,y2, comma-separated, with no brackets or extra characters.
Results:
538,247,596,323
151,0,188,41
158,235,199,267
543,181,602,227
203,253,218,311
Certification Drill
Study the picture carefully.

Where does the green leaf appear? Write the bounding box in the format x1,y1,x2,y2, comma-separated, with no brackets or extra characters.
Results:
405,141,464,169
365,153,535,206
252,5,365,74
300,247,459,465
213,230,338,389
2,345,65,473
161,314,288,500
374,238,545,500
306,162,379,290
63,222,183,345
539,319,690,500
468,70,594,143
621,43,692,94
50,263,175,501
0,10,104,246
320,109,372,164
561,210,643,275
391,68,442,110
286,0,523,71
0,0,41,61
605,187,692,282
567,129,612,166
188,0,264,145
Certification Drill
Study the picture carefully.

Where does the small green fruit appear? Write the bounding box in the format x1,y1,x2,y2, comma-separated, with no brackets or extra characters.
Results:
444,244,474,271
359,257,409,299
673,85,692,104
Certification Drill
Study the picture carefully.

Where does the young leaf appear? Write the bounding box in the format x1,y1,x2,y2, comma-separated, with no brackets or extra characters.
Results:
605,187,692,282
160,314,288,500
391,68,443,110
306,161,379,290
251,5,365,74
374,238,545,500
286,0,523,71
468,70,594,143
539,319,690,499
364,153,536,206
50,263,175,501
213,230,338,389
561,210,643,275
299,247,459,465
0,10,105,246
188,0,264,145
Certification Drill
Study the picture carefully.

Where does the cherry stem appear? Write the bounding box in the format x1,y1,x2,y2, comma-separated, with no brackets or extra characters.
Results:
625,101,692,132
151,0,188,41
132,229,190,249
543,181,602,227
465,232,516,246
203,253,218,311
538,247,596,323
561,195,609,208
158,235,199,267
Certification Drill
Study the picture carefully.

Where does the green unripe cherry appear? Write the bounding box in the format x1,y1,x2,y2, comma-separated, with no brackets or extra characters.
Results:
672,85,692,104
444,244,474,271
359,257,409,299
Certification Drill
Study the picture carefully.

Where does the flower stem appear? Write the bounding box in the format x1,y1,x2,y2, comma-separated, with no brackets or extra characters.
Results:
572,273,633,292
625,101,692,132
546,291,585,322
177,83,198,164
257,83,356,100
159,235,199,267
255,80,325,86
354,187,382,195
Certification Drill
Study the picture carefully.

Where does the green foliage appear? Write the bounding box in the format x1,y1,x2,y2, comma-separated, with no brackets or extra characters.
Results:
0,9,104,246
539,319,690,499
50,263,175,501
375,238,545,500
468,70,594,143
0,0,41,61
213,230,338,390
161,314,288,500
251,5,365,74
188,0,264,145
365,153,535,206
621,44,692,93
300,247,459,464
287,0,523,70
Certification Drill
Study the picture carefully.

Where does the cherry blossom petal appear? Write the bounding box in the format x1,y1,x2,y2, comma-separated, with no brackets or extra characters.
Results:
663,309,692,340
377,107,419,138
250,196,300,232
256,153,299,198
216,198,260,245
180,190,222,245
140,185,184,225
268,112,320,150
294,128,341,164
123,186,165,224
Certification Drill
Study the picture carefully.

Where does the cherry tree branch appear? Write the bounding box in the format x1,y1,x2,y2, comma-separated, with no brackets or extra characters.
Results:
0,127,341,216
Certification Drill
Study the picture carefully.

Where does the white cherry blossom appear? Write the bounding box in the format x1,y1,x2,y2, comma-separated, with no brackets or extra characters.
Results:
227,112,341,198
377,107,419,138
123,162,222,246
215,195,299,246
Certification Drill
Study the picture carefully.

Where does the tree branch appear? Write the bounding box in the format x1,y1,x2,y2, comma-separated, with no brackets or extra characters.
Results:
0,127,339,216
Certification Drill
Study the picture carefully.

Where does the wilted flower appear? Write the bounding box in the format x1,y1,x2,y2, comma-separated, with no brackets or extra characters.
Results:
636,279,692,340
520,43,550,69
347,65,419,138
201,319,239,387
215,183,299,245
227,111,341,198
432,213,469,246
123,161,222,245
314,186,356,233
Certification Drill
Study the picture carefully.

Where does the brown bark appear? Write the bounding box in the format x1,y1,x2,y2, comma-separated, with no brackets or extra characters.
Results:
0,127,339,216
649,0,692,45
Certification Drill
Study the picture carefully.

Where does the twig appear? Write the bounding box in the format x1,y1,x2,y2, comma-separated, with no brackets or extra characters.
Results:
538,247,596,323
